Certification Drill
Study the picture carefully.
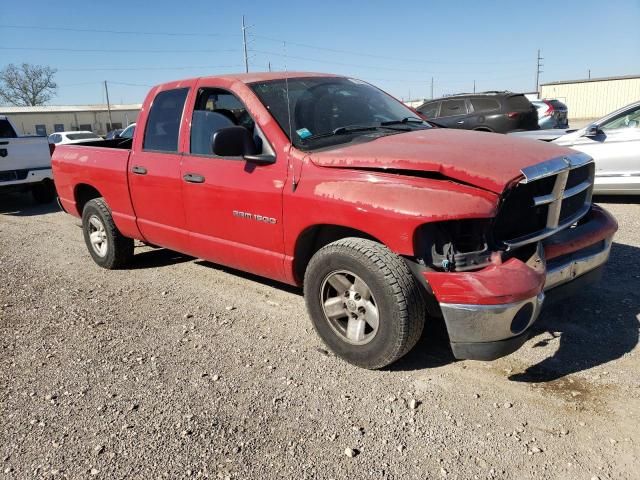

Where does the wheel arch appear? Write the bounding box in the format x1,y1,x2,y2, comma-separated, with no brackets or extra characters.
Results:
292,224,383,284
74,183,103,215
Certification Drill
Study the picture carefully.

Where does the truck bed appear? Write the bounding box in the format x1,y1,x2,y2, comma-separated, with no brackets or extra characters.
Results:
52,139,136,229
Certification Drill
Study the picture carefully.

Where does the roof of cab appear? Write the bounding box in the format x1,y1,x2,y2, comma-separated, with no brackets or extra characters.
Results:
165,71,340,86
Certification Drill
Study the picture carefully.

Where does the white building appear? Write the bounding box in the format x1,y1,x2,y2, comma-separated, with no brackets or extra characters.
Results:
540,74,640,120
0,103,142,136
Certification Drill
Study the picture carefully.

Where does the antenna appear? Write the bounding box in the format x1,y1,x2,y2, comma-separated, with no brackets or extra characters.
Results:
242,16,249,73
283,41,297,190
283,41,293,142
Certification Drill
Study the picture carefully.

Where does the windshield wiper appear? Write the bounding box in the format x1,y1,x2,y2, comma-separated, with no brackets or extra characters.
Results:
303,124,407,142
380,116,427,126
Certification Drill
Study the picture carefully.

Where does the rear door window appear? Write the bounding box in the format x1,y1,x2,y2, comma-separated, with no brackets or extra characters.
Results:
506,95,532,111
470,98,500,113
439,99,467,117
143,88,189,152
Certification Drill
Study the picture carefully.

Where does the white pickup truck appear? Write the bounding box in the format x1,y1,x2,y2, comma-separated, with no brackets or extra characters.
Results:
0,115,55,203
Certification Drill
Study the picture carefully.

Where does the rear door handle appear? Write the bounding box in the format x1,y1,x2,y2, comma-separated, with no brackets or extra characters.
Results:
183,173,205,184
131,166,147,175
456,120,464,124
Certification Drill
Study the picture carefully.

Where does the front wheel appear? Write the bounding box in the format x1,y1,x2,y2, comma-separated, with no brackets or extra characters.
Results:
81,198,133,269
304,238,426,369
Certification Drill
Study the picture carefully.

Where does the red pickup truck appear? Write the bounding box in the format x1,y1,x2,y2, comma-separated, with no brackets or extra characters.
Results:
52,72,617,369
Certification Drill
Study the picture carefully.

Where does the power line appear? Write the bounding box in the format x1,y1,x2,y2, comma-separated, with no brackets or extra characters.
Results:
251,34,530,66
250,49,532,76
1,23,532,66
0,46,239,54
107,81,153,87
0,24,240,38
57,65,242,72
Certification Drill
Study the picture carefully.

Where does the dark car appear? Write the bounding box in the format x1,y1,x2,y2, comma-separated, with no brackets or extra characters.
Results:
417,92,539,133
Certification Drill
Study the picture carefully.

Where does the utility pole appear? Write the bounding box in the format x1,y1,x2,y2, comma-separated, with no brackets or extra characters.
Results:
473,80,476,93
104,81,113,132
242,15,249,73
535,49,543,95
588,69,591,79
268,61,271,72
430,77,434,99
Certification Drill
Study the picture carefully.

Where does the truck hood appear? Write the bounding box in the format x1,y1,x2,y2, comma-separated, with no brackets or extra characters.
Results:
308,128,575,194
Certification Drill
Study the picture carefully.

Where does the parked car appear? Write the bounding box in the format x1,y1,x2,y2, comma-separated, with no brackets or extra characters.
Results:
51,73,616,369
510,101,640,194
48,131,104,145
417,92,539,133
532,99,569,129
105,128,124,140
118,123,136,140
0,115,56,203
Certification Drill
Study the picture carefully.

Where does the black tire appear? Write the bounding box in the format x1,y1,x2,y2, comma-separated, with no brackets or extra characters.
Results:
304,238,426,369
31,180,56,204
81,198,133,269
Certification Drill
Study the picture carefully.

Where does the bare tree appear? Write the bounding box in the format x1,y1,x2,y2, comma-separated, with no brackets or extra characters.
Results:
0,63,58,106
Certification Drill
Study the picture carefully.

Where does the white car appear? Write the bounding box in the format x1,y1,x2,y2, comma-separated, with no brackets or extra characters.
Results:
0,115,56,203
510,101,640,194
48,131,104,145
118,123,135,140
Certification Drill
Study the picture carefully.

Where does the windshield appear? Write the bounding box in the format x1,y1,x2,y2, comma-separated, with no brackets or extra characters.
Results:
249,76,430,150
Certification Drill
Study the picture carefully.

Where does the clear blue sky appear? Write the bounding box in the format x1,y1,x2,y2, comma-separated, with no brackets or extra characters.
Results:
1,0,639,105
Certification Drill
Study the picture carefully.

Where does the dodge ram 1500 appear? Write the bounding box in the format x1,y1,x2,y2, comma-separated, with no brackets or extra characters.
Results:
51,72,617,369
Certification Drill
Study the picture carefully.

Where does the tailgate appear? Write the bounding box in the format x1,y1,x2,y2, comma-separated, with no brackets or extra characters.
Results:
0,137,51,172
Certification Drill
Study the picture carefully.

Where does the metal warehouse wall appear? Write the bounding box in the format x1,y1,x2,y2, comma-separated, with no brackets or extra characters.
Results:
5,109,139,136
540,77,640,120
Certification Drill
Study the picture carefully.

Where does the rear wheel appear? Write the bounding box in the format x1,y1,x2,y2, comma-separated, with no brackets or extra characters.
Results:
304,238,426,369
81,198,133,269
31,180,56,204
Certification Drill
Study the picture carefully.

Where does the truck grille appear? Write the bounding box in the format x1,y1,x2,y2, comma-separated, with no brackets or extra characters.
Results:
493,153,594,248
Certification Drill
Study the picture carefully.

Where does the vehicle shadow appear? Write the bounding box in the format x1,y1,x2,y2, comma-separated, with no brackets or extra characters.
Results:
509,241,640,383
128,241,639,379
385,318,458,371
129,247,194,270
194,259,303,295
0,191,60,216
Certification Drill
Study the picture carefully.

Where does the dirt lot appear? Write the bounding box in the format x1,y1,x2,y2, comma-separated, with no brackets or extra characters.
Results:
1,193,638,480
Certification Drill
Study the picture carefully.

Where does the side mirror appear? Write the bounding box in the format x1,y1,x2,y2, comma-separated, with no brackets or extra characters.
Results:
583,125,602,137
212,126,257,157
243,153,276,165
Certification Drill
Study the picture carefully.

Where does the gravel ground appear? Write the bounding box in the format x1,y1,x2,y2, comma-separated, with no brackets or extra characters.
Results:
1,193,638,480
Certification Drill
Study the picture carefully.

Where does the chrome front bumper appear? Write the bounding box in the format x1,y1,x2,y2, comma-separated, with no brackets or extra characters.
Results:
440,234,613,361
544,238,613,291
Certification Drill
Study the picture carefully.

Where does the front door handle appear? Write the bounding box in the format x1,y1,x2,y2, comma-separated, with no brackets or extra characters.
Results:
456,120,464,124
183,173,205,184
131,166,147,175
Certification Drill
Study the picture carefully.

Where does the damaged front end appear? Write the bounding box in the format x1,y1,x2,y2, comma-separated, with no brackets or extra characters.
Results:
410,153,617,361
